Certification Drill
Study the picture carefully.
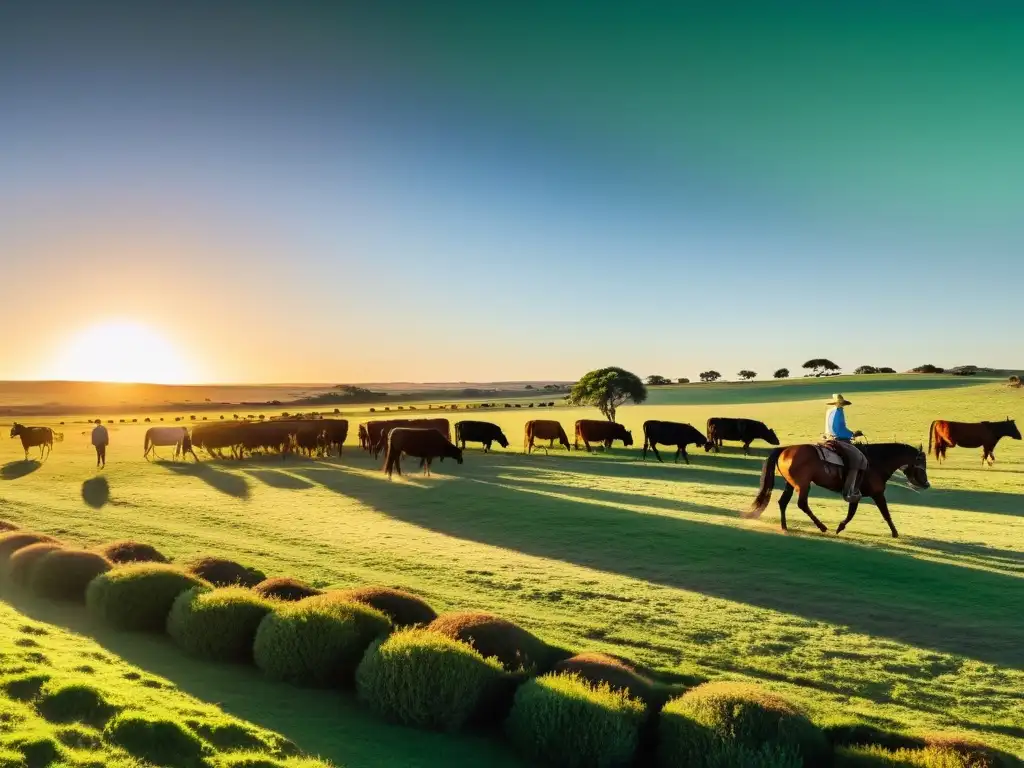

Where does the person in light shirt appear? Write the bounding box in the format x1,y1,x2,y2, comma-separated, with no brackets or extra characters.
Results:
91,419,109,468
824,394,867,502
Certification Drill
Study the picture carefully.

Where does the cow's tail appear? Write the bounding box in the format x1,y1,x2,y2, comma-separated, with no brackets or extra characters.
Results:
747,447,783,518
927,420,937,458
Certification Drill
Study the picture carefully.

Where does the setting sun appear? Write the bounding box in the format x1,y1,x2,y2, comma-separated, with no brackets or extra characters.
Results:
47,321,197,384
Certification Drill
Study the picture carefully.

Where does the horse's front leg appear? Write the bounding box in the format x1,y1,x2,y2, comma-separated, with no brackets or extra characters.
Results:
873,494,899,538
778,484,795,530
797,486,828,533
836,501,859,534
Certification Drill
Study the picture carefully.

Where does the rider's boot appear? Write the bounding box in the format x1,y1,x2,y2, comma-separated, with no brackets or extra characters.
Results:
843,469,863,503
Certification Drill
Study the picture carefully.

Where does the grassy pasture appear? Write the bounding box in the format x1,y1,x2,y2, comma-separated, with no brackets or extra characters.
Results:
1,376,1022,761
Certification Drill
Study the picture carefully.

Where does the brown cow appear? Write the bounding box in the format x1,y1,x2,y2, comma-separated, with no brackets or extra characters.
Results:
524,420,571,454
574,420,633,452
384,428,463,478
368,418,451,458
929,418,1021,464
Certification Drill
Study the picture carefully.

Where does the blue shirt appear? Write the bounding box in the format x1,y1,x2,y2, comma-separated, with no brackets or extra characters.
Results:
825,407,855,440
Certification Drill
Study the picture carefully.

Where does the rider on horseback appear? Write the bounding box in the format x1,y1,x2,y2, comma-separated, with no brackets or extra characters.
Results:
825,394,867,502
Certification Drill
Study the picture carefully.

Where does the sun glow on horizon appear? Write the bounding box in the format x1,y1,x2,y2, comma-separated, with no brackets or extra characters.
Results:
48,321,198,384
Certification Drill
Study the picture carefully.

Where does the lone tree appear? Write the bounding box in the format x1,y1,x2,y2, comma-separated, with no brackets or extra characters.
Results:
773,368,789,379
677,377,690,384
567,367,647,422
646,375,671,386
854,365,878,375
699,370,722,383
738,370,757,381
803,358,840,377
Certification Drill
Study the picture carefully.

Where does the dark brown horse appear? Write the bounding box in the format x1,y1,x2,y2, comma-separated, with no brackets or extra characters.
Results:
10,423,63,461
748,442,930,538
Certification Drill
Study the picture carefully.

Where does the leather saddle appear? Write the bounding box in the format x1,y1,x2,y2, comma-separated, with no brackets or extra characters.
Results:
815,439,846,467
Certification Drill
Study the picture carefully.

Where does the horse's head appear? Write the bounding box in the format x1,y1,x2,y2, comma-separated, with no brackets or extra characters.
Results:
1004,418,1021,440
765,428,781,446
902,445,930,489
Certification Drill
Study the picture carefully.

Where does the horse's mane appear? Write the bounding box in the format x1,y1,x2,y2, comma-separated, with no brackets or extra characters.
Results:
860,442,918,462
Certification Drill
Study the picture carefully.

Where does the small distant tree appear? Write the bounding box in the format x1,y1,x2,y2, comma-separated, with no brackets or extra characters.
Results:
911,364,944,374
773,368,789,379
1009,375,1021,388
677,378,690,384
803,359,840,377
646,375,670,386
877,367,896,374
949,365,979,376
738,370,757,381
566,367,648,422
525,384,535,390
699,371,722,383
854,365,878,375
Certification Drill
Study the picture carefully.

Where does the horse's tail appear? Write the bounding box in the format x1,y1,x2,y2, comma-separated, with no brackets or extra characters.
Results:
747,447,783,518
927,420,937,458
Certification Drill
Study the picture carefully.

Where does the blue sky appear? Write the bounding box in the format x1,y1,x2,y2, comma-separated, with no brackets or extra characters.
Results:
1,2,1022,383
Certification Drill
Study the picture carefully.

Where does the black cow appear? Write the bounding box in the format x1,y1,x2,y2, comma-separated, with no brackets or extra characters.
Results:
384,428,464,478
705,417,779,455
321,419,350,457
454,421,509,452
641,420,707,463
574,420,633,452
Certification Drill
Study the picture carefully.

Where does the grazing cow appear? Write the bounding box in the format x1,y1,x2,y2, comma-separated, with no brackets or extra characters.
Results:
574,420,633,452
929,418,1021,465
321,419,350,457
369,418,451,458
293,422,328,457
524,420,571,454
9,423,62,461
384,428,463,478
705,418,779,455
454,421,509,452
641,420,707,463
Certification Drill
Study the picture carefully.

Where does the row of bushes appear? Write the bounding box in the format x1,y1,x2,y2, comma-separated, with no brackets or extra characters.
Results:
0,523,1017,768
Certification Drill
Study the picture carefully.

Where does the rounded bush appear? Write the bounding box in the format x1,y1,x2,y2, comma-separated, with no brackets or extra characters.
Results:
553,652,658,707
821,717,926,752
30,549,112,602
186,557,265,587
167,586,275,662
37,679,116,728
506,672,645,768
337,585,436,627
355,628,506,731
428,611,550,672
254,594,390,687
86,564,209,631
97,540,169,564
658,682,827,768
0,532,60,569
5,542,64,588
104,711,207,767
253,577,321,602
922,733,1020,768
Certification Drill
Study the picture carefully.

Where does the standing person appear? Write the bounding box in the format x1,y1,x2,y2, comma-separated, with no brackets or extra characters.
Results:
91,419,109,468
824,394,867,502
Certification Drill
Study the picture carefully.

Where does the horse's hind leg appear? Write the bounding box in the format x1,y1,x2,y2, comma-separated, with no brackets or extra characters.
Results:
796,486,828,533
836,501,859,535
778,484,795,530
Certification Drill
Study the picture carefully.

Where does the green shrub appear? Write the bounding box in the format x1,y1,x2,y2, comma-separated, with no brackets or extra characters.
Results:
355,628,506,731
186,557,265,587
921,733,1020,768
253,577,321,602
658,682,827,768
506,672,645,768
337,585,436,626
97,540,169,564
187,719,273,752
553,652,659,708
104,711,207,768
427,611,551,672
30,549,112,602
254,594,391,687
5,543,64,588
1,673,50,701
4,733,63,768
86,564,209,631
0,532,60,570
832,744,994,767
167,586,274,662
822,717,926,752
54,724,104,750
36,679,116,728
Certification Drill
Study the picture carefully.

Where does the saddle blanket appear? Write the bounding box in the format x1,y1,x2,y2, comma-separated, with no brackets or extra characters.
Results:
815,443,846,467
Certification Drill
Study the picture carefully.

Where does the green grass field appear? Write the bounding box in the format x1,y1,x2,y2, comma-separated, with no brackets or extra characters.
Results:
1,375,1022,763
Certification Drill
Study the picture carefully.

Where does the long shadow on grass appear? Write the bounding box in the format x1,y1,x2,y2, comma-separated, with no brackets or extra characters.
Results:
157,461,251,499
1,460,41,480
1,591,526,768
293,462,1024,669
242,468,316,490
81,477,110,509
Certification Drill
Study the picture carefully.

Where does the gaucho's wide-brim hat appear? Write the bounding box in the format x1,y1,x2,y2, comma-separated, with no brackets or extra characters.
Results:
826,394,852,407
